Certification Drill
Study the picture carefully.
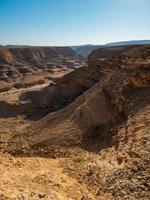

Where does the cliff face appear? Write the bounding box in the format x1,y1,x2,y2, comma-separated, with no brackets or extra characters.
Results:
88,45,150,70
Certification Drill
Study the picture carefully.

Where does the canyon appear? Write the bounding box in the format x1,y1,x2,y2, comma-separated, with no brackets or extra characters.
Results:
0,46,84,92
0,44,150,200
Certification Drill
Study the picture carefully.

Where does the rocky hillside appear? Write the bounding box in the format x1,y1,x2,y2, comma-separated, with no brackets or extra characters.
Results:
20,45,150,109
1,45,150,200
0,47,84,91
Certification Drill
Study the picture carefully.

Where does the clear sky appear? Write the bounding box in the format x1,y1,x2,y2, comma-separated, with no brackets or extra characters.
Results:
0,0,150,46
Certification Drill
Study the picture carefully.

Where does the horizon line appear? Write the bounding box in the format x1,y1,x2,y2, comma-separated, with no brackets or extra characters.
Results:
1,39,150,47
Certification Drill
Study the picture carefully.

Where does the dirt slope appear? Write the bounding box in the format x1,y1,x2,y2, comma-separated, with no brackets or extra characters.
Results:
0,155,97,200
0,90,112,200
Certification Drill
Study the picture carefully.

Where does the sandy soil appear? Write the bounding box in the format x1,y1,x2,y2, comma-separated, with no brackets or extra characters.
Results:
0,84,114,200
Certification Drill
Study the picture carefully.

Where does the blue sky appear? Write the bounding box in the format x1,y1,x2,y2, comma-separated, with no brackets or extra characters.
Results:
0,0,150,45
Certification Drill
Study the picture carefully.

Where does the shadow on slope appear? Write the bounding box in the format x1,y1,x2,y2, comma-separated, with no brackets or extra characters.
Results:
0,101,51,121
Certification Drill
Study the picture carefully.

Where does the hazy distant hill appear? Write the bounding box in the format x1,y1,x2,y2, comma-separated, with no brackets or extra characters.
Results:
0,45,31,48
71,45,103,57
72,40,150,57
107,40,150,46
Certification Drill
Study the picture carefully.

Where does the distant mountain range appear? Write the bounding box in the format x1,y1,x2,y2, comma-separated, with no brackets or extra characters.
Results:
71,45,103,57
106,40,150,46
1,40,150,57
71,40,150,56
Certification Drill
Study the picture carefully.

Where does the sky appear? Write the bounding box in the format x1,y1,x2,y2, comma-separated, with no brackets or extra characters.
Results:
0,0,150,46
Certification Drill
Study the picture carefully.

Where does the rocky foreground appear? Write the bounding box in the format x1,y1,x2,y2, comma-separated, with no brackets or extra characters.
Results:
0,45,150,200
